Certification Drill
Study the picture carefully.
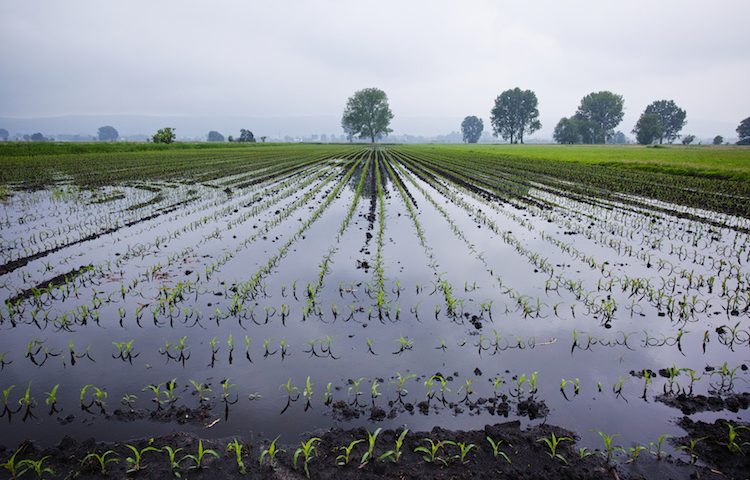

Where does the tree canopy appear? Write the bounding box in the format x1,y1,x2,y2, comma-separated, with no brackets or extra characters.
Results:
713,135,724,145
490,87,541,144
152,127,176,144
237,129,256,143
682,134,696,145
97,125,119,142
341,88,394,143
737,117,750,145
0,128,8,141
553,117,583,144
643,100,686,144
207,130,225,142
461,116,484,143
575,91,624,144
632,113,664,145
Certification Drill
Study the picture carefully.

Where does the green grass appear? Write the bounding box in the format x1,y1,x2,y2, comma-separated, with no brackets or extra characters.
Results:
423,144,750,181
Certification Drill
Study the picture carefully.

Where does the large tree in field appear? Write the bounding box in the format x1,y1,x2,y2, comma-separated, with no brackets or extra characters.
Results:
97,125,119,142
152,127,176,144
207,130,225,142
632,113,664,145
553,117,582,144
461,116,484,143
490,87,541,144
341,88,394,143
737,117,750,145
0,128,8,141
575,91,624,144
644,100,686,144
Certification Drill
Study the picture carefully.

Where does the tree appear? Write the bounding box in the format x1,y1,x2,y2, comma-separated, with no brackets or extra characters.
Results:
97,125,119,142
207,131,225,142
30,132,46,142
238,129,256,143
736,117,750,145
260,136,267,143
490,87,541,144
632,113,664,145
712,135,724,145
341,87,394,143
643,100,686,144
0,128,8,141
152,127,176,144
553,117,582,144
682,134,696,145
575,91,625,144
460,116,484,143
610,131,628,144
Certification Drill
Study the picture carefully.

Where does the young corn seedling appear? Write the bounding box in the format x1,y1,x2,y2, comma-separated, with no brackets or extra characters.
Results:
370,379,381,406
677,437,706,465
414,438,448,465
392,335,414,355
323,382,333,406
595,431,621,465
280,378,299,414
124,441,160,473
538,432,572,464
293,437,321,478
348,377,366,407
446,441,477,464
120,394,137,411
112,340,138,364
721,422,750,453
486,436,512,464
44,384,60,415
80,384,107,413
226,438,247,474
18,382,36,421
189,380,211,404
160,445,187,478
1,445,28,480
360,427,382,466
184,439,219,470
303,376,313,411
336,439,363,466
259,436,284,468
208,336,219,367
391,372,416,404
379,428,409,462
458,379,474,403
625,444,647,464
650,434,671,460
366,338,377,355
81,450,120,475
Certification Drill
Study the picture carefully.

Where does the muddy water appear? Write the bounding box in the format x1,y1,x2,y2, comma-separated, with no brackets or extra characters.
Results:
0,152,748,457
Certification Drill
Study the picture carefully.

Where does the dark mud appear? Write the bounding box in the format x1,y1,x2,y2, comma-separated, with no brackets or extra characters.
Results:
674,417,750,480
656,392,750,415
0,421,734,480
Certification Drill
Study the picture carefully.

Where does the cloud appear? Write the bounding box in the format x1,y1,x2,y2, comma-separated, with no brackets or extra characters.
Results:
0,0,748,137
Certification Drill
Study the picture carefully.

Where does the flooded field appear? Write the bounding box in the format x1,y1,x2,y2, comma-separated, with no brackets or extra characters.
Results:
1,143,748,478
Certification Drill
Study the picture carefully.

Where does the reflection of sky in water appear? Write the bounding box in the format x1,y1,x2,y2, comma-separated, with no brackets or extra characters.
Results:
0,156,748,451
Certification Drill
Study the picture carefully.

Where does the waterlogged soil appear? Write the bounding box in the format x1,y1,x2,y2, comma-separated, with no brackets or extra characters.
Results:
1,147,749,472
0,420,738,480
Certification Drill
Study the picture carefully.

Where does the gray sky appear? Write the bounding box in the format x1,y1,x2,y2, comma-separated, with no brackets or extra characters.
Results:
1,0,748,138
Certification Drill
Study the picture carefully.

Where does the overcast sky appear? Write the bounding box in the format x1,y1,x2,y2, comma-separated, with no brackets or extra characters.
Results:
1,0,748,138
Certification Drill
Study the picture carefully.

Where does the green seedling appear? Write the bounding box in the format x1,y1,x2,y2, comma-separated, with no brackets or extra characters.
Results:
379,428,409,462
124,441,160,473
414,438,448,465
18,456,54,479
161,445,187,478
650,434,671,460
677,437,706,465
446,441,477,464
486,436,511,464
259,436,284,467
721,422,750,453
44,384,59,414
360,427,382,466
1,445,28,480
189,380,212,403
183,439,219,470
595,430,621,465
226,438,247,474
336,439,363,466
625,444,647,464
293,437,321,478
538,432,572,464
81,450,119,475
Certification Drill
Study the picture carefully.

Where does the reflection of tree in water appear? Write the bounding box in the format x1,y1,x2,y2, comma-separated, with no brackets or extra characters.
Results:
345,150,390,200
